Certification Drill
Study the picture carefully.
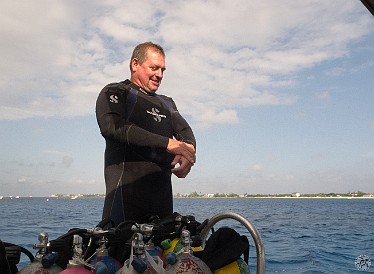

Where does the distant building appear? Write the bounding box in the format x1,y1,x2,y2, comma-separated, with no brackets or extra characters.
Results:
292,192,301,197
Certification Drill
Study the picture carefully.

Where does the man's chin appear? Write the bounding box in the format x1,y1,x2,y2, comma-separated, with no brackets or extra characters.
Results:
147,85,159,93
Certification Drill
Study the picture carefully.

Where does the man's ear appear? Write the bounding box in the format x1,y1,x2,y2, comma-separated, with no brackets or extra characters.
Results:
131,58,139,72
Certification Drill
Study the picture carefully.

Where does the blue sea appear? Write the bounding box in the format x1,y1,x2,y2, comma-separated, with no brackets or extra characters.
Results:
0,197,373,273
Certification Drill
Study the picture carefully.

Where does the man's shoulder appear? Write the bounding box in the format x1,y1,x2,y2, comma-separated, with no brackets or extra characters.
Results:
102,80,131,93
157,94,174,103
157,94,177,111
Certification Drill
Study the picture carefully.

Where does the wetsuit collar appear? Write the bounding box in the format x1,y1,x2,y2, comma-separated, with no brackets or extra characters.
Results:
124,79,156,96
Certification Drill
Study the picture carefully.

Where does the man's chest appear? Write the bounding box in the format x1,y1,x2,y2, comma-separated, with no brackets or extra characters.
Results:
129,95,173,133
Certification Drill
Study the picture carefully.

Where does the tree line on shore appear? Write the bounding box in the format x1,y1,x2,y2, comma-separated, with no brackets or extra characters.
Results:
46,191,372,199
173,191,373,198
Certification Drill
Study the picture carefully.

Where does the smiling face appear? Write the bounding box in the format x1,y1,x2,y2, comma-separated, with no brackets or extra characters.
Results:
130,49,166,93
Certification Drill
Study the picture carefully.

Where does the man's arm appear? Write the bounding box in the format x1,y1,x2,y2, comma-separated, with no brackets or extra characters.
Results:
168,99,197,176
96,84,195,163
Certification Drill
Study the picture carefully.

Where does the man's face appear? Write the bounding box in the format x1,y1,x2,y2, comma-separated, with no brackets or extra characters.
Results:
131,49,166,93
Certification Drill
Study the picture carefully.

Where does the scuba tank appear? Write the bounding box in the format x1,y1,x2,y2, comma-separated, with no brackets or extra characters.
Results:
17,232,63,274
60,235,92,274
88,228,122,274
164,229,212,274
144,242,167,268
214,258,251,274
161,237,203,256
44,222,121,273
116,233,164,274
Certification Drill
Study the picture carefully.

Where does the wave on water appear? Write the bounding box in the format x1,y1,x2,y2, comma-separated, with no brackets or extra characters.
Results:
1,197,373,273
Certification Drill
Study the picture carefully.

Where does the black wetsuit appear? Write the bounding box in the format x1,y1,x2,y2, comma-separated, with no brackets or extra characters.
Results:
96,79,196,225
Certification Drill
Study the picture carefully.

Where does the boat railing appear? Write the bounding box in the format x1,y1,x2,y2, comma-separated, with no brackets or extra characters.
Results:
200,211,265,274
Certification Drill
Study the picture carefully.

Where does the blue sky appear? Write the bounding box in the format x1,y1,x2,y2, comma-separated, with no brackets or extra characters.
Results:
1,1,373,197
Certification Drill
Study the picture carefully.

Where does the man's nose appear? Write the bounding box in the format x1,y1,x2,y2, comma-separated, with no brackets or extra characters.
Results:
155,68,163,78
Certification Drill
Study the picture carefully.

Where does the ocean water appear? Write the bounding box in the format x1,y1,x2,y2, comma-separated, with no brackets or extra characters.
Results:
0,197,373,273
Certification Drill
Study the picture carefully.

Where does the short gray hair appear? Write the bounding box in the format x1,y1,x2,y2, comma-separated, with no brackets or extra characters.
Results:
129,42,165,72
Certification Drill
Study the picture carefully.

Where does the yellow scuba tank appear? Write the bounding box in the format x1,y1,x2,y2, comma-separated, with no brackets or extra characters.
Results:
162,238,203,255
214,258,250,274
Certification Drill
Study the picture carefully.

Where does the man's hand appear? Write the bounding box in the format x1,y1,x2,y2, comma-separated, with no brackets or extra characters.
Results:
171,155,194,178
167,139,196,164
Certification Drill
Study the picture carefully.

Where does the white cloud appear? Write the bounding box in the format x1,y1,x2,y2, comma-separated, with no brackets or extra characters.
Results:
62,156,74,168
253,163,264,171
17,176,29,184
316,91,331,101
362,151,374,161
195,108,239,127
0,0,372,127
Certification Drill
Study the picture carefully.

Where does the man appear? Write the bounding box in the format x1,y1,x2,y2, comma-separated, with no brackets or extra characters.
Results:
96,42,196,225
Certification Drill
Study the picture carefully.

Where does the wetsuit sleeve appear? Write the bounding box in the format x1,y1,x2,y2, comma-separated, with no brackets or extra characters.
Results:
169,100,196,148
95,84,169,148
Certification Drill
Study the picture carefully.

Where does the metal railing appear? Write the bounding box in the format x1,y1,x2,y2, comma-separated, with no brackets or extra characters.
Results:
200,211,265,274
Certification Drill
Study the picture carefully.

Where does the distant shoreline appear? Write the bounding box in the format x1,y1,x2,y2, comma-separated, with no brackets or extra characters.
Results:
1,195,373,199
174,196,374,199
1,189,373,200
233,196,372,199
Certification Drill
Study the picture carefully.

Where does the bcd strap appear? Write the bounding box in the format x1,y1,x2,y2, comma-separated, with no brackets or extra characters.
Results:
0,241,33,274
0,240,11,274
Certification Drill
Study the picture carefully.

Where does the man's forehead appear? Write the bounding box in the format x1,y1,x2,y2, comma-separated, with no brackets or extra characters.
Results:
146,49,164,59
145,51,165,67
